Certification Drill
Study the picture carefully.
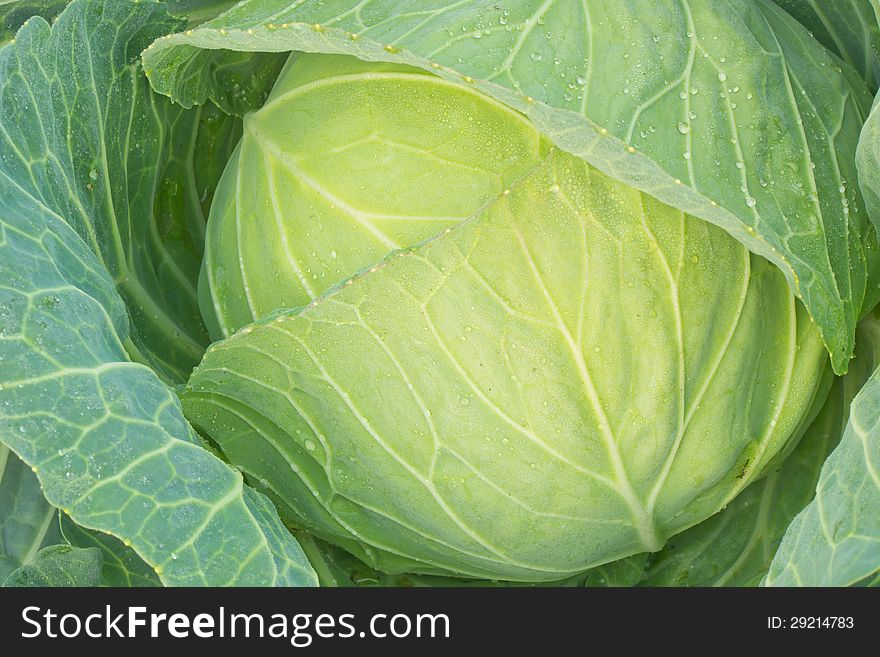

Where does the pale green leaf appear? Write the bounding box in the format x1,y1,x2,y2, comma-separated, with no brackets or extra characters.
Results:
184,150,826,581
297,532,589,587
641,314,877,586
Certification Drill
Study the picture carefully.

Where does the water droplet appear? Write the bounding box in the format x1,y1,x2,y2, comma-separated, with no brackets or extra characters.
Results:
677,122,690,134
531,51,542,62
717,71,727,82
88,168,98,180
305,440,316,451
745,196,757,208
548,183,560,193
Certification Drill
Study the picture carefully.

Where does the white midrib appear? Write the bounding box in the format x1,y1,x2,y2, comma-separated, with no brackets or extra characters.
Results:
638,206,686,514
722,294,799,505
235,143,260,323
498,0,558,71
249,123,407,249
288,332,533,566
22,506,56,566
263,148,318,298
198,375,558,576
512,227,662,552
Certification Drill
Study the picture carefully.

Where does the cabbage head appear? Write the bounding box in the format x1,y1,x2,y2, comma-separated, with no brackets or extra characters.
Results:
3,0,880,589
186,53,828,581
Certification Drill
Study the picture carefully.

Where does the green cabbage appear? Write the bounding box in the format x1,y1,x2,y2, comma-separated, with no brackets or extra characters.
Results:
2,0,879,589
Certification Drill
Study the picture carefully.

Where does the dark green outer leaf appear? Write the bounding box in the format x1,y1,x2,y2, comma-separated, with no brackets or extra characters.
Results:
855,569,879,585
60,514,160,587
0,446,62,581
0,0,236,47
0,179,313,585
772,0,880,92
765,315,880,585
3,544,102,587
0,0,242,385
0,0,316,587
0,1,69,47
143,0,880,374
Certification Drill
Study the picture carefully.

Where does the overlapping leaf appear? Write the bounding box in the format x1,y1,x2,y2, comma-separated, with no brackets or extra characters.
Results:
3,544,102,587
0,0,316,586
0,0,243,384
765,316,880,585
772,0,880,92
144,0,880,374
0,1,69,46
0,446,62,581
641,313,878,585
184,147,828,581
60,515,160,586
